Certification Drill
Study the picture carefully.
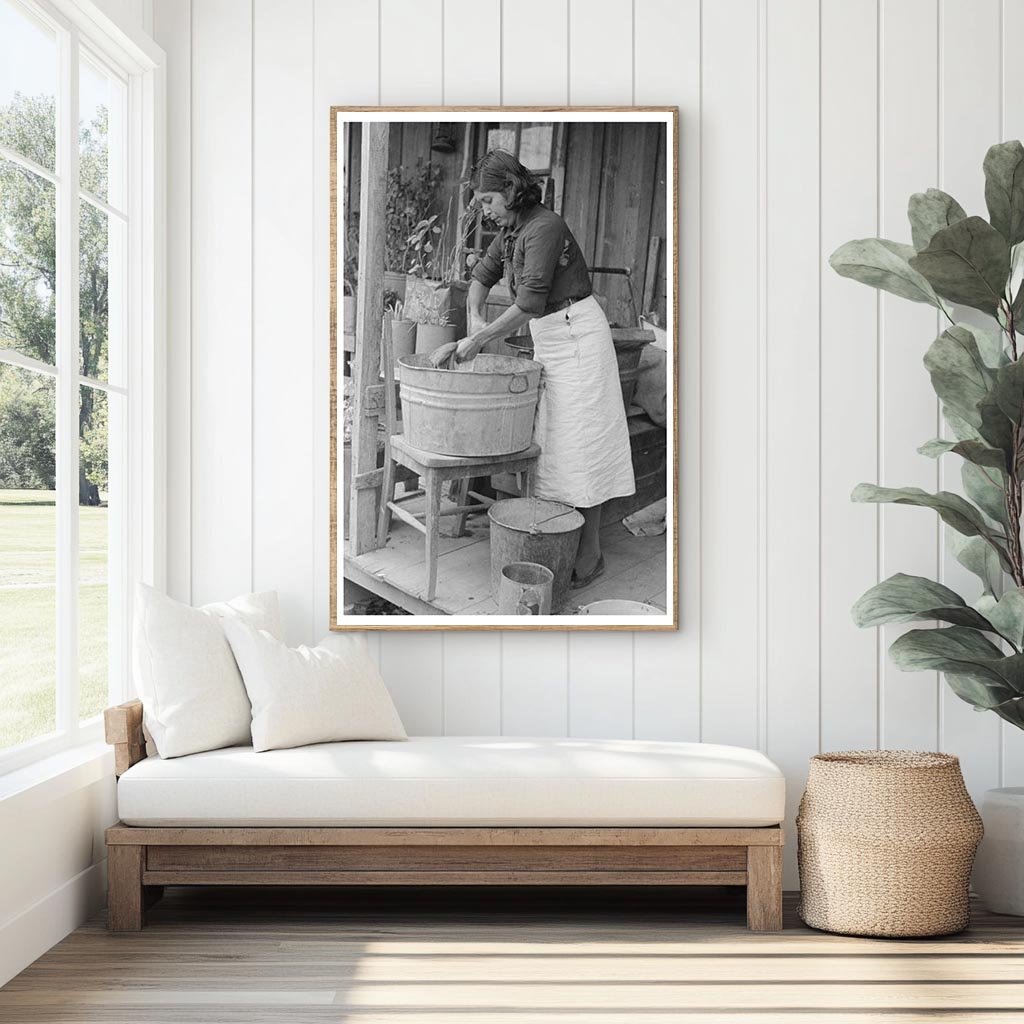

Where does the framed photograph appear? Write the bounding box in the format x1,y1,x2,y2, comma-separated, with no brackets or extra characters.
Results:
330,107,678,631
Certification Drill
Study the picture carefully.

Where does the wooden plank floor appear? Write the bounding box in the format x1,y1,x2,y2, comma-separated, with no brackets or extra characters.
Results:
344,510,668,616
3,886,1024,1022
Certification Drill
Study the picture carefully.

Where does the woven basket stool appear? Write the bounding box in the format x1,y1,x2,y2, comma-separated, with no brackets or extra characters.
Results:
797,751,983,938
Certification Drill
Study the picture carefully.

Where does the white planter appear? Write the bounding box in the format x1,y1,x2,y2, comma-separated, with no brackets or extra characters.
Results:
973,787,1024,915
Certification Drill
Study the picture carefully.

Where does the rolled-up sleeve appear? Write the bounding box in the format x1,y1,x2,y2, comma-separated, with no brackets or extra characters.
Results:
514,219,563,315
471,235,504,289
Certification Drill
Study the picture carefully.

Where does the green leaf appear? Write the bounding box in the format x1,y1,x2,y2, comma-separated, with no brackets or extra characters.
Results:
977,589,1024,649
993,357,1024,423
962,461,1009,527
889,627,1024,703
942,406,983,442
944,671,1024,714
950,533,1004,596
908,188,968,251
984,140,1024,246
923,325,997,428
1011,277,1024,326
909,216,1011,315
918,437,1007,470
1009,241,1024,305
852,573,994,630
851,483,1010,565
966,322,1011,369
830,238,943,307
977,391,1016,459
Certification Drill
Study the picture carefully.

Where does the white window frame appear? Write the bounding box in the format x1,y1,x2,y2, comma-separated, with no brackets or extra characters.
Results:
0,0,164,776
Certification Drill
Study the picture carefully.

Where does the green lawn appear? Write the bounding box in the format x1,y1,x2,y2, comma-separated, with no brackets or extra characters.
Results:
0,489,109,751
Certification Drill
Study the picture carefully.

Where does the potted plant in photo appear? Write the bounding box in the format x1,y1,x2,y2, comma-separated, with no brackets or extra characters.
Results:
404,195,477,338
387,299,417,366
831,139,1024,916
412,288,457,356
384,160,443,302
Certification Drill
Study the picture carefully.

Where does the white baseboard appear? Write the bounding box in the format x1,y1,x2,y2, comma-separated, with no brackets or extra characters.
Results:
0,859,107,987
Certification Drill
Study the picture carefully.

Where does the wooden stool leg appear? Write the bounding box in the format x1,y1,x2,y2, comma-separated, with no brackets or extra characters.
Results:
746,845,783,931
425,472,443,600
377,454,397,546
521,464,535,498
450,478,471,538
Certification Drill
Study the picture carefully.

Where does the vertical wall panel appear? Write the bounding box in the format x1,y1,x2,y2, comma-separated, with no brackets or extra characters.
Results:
440,0,504,733
819,0,879,754
501,0,568,104
189,0,253,605
444,0,500,106
444,638,502,734
878,0,941,751
631,0,700,743
764,0,821,882
381,0,443,105
938,0,1002,795
502,634,569,735
253,0,316,646
568,0,632,104
1002,0,1024,786
154,0,191,604
380,634,445,734
568,634,635,738
312,0,379,648
699,0,760,749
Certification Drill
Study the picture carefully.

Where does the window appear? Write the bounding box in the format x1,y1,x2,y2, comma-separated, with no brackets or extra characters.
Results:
0,0,161,772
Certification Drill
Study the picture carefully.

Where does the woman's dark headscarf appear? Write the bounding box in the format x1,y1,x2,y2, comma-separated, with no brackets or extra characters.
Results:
472,150,542,211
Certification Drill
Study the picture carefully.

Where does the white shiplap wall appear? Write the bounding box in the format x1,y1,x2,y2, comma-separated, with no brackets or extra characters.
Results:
153,0,1024,884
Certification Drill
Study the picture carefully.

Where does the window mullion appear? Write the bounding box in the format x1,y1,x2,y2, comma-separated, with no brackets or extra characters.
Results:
55,23,81,735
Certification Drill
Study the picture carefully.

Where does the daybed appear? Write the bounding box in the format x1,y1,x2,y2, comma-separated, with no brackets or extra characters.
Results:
104,699,786,932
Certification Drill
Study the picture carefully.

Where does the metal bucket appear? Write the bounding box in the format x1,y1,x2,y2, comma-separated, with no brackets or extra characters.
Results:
398,353,543,457
497,561,554,616
488,498,584,612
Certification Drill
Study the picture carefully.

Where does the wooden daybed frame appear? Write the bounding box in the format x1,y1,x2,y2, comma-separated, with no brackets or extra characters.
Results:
104,700,784,932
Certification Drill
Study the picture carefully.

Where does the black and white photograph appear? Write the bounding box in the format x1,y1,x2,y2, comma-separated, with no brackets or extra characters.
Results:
331,109,677,629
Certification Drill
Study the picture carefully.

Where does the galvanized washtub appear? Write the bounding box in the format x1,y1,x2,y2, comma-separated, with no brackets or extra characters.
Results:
397,353,543,457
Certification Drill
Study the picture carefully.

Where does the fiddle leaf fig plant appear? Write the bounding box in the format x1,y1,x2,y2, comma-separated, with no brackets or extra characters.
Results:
833,140,1024,731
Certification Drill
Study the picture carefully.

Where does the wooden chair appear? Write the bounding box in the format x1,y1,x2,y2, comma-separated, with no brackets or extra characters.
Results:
378,437,540,601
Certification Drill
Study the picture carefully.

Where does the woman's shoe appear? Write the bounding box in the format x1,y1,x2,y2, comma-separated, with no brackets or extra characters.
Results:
570,554,605,589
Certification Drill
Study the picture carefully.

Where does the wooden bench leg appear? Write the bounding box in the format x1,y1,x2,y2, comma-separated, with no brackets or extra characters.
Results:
107,845,145,932
746,845,783,931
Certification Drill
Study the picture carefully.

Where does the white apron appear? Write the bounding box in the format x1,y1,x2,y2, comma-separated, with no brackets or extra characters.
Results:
528,295,636,508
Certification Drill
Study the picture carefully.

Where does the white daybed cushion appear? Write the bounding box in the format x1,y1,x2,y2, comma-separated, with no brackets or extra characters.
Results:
222,621,407,752
133,585,283,759
117,736,786,827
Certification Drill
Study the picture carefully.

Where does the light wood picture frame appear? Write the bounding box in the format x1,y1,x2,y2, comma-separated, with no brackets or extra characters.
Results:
330,107,679,631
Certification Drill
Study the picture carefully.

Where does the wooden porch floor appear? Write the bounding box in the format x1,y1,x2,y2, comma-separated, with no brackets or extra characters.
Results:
344,499,667,616
4,888,1024,1021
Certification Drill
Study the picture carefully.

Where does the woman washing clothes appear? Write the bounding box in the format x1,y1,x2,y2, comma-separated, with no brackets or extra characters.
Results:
428,150,635,588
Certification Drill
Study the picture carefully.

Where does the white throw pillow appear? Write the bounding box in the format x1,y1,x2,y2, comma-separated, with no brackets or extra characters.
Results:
133,584,283,758
222,622,407,752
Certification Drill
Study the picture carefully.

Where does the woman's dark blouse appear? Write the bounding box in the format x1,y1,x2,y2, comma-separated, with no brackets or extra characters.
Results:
470,203,592,316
